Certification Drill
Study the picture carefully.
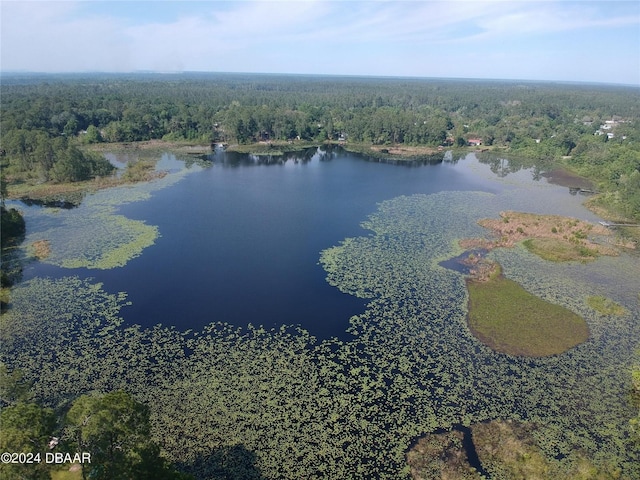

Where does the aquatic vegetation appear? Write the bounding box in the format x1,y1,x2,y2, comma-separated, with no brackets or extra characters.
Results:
2,191,639,478
29,210,158,270
407,419,619,479
467,262,589,356
20,167,192,269
0,276,189,403
320,192,640,475
587,295,628,316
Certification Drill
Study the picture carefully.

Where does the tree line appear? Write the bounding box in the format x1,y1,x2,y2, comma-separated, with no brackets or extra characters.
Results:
2,73,638,147
1,72,639,218
1,131,114,183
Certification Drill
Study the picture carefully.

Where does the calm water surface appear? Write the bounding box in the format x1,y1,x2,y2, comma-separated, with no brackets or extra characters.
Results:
19,148,595,339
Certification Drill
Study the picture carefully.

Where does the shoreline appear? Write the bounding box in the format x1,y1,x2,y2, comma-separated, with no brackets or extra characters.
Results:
5,140,636,239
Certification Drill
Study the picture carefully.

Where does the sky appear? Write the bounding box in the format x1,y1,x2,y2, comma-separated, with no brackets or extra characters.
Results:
1,0,639,85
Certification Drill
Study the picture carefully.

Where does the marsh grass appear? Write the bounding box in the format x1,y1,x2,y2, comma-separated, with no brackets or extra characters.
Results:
406,430,483,479
29,239,51,260
121,159,164,182
586,295,627,316
472,211,621,262
467,263,589,356
471,420,619,480
408,419,620,479
18,164,196,270
522,237,598,262
7,176,116,205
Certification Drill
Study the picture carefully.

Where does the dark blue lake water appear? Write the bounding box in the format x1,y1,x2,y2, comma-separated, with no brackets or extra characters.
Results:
17,147,589,340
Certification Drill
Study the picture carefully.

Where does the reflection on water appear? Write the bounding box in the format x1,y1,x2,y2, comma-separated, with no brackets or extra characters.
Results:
18,197,80,209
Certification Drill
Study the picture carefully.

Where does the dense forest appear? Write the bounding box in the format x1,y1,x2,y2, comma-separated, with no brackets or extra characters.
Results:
1,72,639,219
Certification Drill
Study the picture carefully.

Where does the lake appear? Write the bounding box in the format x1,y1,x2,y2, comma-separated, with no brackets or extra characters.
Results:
16,146,601,339
8,145,640,478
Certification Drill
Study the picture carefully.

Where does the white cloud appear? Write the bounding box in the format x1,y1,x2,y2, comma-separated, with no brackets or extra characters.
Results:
475,1,638,38
1,1,131,71
112,1,332,72
0,1,638,83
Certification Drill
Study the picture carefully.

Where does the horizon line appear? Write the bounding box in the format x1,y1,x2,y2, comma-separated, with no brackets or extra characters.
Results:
1,70,639,89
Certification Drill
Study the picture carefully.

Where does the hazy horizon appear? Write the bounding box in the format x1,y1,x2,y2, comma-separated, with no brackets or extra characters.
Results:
2,70,638,89
1,1,639,86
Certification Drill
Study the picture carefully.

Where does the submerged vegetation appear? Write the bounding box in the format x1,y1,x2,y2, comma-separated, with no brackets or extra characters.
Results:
16,165,196,270
26,204,159,270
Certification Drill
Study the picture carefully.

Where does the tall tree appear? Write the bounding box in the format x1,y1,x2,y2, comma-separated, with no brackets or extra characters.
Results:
0,402,55,480
66,391,190,480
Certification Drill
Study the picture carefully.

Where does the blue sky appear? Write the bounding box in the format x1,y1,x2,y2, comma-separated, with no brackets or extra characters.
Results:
1,1,639,85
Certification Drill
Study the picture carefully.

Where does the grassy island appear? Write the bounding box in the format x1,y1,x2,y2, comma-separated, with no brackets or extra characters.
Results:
466,262,589,357
458,210,633,356
461,211,634,262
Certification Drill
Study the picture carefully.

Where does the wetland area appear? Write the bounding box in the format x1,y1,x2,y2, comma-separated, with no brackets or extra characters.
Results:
2,146,639,478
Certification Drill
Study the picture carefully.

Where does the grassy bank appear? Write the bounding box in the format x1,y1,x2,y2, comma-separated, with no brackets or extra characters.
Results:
522,237,598,262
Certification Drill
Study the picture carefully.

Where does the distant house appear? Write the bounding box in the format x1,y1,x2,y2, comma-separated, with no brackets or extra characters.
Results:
467,138,482,146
